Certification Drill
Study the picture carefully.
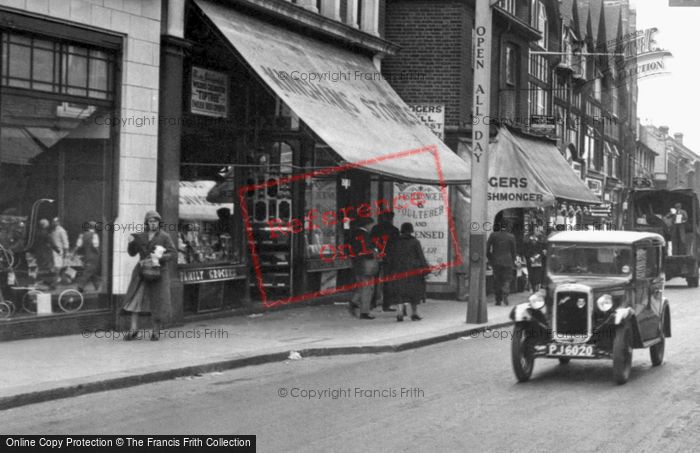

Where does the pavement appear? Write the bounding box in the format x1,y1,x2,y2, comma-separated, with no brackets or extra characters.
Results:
0,292,529,410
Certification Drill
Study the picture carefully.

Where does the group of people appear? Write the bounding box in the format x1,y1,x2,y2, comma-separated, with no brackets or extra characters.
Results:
29,217,101,292
347,212,431,322
554,202,597,229
639,202,688,255
487,222,547,306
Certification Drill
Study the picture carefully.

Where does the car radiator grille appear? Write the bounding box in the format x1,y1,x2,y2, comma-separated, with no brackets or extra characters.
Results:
555,292,588,335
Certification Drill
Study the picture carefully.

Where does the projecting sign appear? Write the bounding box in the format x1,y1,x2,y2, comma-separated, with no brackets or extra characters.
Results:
410,104,445,140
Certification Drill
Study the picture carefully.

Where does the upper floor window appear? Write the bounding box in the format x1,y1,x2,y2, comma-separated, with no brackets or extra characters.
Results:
500,0,516,15
505,44,516,86
1,32,115,100
529,54,549,83
531,0,548,49
594,78,602,101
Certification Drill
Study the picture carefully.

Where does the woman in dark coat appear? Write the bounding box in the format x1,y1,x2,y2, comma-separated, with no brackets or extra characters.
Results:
122,210,176,341
524,230,546,292
387,222,430,322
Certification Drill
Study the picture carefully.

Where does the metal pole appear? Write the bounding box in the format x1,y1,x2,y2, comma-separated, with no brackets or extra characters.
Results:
467,0,492,324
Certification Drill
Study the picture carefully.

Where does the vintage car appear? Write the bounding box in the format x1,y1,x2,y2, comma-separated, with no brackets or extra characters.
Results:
509,231,671,384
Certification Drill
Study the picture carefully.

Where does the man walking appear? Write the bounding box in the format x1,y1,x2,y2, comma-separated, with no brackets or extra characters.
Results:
348,217,379,320
486,221,516,306
370,212,399,312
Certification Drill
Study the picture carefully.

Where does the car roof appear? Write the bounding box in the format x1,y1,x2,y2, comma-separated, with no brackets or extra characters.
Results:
548,230,665,246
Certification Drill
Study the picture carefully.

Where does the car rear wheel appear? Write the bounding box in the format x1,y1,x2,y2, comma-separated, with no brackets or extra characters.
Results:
511,325,535,382
558,358,570,365
612,323,633,385
650,315,666,366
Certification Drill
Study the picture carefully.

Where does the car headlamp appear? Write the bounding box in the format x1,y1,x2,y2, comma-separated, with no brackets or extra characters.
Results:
596,294,613,312
528,291,546,310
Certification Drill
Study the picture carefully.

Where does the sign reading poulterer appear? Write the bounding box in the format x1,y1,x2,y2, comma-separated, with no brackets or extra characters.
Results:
191,66,228,118
393,183,450,283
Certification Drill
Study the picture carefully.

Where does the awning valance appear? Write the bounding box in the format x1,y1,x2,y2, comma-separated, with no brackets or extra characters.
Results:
194,0,468,184
460,127,600,222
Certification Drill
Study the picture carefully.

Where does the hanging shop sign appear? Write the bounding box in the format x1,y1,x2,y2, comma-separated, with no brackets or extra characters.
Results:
191,66,228,118
393,183,450,283
586,178,603,197
409,104,445,140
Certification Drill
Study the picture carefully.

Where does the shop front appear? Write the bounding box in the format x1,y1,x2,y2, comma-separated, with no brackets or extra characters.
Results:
0,13,120,340
158,0,469,316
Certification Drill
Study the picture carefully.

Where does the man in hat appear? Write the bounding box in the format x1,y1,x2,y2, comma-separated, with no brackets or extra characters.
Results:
370,211,399,312
486,221,516,305
348,217,379,319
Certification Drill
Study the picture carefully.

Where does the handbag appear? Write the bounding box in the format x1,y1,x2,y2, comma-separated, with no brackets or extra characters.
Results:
139,258,162,281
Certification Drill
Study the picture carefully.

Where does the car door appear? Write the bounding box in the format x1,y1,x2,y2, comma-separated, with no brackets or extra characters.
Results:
635,245,662,341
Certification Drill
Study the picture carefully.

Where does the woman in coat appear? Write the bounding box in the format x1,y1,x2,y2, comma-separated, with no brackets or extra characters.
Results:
524,230,546,292
122,210,176,341
387,222,430,322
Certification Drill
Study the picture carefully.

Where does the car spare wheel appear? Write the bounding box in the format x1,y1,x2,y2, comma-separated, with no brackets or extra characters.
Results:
511,325,535,382
612,323,633,385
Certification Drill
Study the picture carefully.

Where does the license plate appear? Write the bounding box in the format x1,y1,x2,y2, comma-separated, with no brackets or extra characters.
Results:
547,343,594,357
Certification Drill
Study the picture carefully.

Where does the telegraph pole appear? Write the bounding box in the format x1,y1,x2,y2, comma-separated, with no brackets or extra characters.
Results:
467,0,492,324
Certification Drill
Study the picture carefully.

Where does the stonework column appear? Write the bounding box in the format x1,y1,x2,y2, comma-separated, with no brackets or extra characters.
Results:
320,0,341,20
346,0,359,28
360,0,379,36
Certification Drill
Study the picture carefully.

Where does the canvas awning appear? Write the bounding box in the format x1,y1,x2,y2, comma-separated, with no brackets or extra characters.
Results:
193,0,468,184
460,127,600,222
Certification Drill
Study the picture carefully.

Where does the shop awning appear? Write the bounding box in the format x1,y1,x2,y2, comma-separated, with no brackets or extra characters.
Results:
193,0,469,184
460,127,600,222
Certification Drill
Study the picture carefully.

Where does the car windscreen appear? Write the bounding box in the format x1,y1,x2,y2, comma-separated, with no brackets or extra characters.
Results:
547,244,633,276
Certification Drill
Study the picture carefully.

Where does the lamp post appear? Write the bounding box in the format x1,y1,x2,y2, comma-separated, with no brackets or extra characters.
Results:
467,0,492,324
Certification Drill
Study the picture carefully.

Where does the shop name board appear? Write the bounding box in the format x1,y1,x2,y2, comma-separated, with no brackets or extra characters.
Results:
393,183,449,283
179,265,241,284
410,104,445,140
530,115,556,132
191,66,228,118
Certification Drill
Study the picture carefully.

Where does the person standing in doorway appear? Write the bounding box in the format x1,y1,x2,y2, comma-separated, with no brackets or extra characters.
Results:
387,222,430,322
370,211,399,312
487,222,517,305
122,211,176,341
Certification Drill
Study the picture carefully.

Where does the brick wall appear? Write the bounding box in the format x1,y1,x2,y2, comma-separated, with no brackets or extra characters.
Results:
0,0,163,294
382,0,467,128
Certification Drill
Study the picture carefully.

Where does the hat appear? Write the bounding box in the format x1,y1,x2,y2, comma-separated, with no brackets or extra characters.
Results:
144,210,162,222
400,222,414,234
352,217,373,228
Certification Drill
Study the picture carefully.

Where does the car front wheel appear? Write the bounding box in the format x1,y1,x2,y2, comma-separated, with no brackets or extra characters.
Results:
511,325,535,382
613,323,633,384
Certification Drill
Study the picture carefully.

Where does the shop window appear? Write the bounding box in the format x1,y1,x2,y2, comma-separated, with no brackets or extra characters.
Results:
178,164,239,265
1,32,114,100
0,93,113,319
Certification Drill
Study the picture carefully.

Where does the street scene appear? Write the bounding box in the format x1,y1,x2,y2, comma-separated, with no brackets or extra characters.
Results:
0,0,699,451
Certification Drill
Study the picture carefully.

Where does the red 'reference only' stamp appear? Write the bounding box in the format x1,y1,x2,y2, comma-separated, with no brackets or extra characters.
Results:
238,145,463,308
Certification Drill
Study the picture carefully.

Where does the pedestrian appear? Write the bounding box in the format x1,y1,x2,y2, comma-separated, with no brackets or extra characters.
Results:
348,217,379,320
387,222,430,322
370,211,399,312
525,230,546,292
486,221,516,305
75,220,102,292
122,210,176,340
665,203,688,255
